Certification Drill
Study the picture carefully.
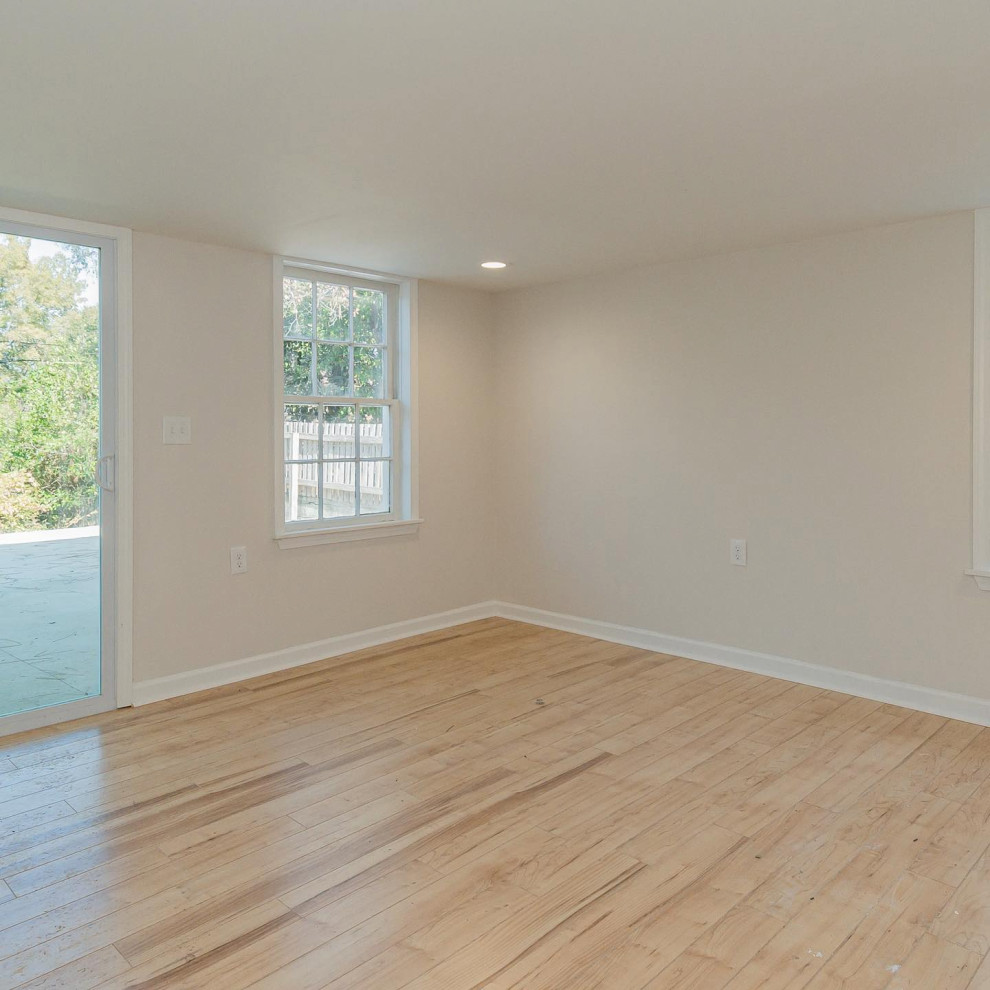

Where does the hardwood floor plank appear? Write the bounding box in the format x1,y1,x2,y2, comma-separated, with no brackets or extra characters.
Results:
0,618,987,990
801,871,953,990
8,945,131,990
930,846,990,954
881,931,982,989
644,904,785,990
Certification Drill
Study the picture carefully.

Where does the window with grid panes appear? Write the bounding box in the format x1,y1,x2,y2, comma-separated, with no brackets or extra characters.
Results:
279,266,402,532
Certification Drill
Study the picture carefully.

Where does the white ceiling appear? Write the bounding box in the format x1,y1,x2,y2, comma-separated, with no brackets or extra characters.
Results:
2,0,990,290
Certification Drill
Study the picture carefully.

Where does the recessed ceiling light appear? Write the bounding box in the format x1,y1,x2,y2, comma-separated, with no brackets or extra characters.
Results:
481,261,507,269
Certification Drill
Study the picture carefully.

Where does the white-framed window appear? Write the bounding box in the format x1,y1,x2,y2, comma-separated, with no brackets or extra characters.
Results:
274,259,419,548
970,209,990,588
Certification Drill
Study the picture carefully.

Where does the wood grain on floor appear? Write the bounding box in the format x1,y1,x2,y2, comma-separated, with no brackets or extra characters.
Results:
1,618,988,989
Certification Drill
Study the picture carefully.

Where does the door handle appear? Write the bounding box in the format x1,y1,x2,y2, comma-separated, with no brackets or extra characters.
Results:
95,454,115,493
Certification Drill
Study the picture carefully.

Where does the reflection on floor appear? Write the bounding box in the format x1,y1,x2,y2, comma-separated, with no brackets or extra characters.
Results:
0,530,99,717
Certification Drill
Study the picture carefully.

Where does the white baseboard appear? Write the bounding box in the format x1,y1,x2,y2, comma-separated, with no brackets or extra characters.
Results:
494,602,990,727
132,597,990,727
131,601,499,706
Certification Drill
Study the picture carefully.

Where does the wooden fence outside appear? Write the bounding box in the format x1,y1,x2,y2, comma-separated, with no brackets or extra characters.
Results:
284,420,386,518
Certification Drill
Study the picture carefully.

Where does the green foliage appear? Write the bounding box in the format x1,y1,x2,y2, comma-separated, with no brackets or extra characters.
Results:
351,288,382,344
0,469,42,530
282,278,385,399
0,235,100,532
317,283,348,340
283,277,313,337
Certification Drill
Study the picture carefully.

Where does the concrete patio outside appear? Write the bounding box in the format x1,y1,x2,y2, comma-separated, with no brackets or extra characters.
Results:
0,527,100,718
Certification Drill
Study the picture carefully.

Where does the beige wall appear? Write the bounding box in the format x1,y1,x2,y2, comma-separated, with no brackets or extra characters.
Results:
132,213,990,702
132,233,496,683
494,213,990,698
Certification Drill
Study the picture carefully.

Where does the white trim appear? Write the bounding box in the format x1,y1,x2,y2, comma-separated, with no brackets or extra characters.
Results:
0,205,133,714
272,258,419,546
0,694,118,739
115,224,134,708
0,205,130,248
132,597,990,725
401,277,420,523
280,257,414,285
495,602,990,727
132,601,499,705
282,263,395,293
971,209,990,589
276,518,423,549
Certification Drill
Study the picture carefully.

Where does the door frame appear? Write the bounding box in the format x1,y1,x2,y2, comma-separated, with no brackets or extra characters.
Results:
0,205,133,735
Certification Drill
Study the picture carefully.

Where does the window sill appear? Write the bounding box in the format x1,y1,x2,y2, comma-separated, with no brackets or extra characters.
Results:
966,569,990,591
276,518,423,549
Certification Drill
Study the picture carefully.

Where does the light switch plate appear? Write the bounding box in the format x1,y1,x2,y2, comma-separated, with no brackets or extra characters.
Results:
163,416,192,445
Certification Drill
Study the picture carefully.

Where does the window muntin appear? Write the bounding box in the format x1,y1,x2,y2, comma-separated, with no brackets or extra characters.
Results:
280,271,396,528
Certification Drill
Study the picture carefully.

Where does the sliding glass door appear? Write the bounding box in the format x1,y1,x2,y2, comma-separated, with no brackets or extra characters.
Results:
0,220,118,734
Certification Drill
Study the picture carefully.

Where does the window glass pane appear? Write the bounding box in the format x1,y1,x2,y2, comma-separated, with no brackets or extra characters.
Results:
360,460,390,515
353,345,384,398
316,343,350,396
323,405,355,459
283,278,313,337
322,460,356,518
359,405,389,458
284,463,318,521
283,340,312,395
283,404,318,461
353,287,384,344
317,283,349,341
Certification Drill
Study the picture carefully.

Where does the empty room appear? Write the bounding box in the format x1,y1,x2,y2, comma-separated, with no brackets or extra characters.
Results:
2,1,990,987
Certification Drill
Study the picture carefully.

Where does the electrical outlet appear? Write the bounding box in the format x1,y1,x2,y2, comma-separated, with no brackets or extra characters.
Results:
163,416,192,445
730,538,747,566
230,546,248,574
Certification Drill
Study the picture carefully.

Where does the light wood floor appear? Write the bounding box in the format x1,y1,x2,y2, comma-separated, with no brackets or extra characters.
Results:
2,619,990,989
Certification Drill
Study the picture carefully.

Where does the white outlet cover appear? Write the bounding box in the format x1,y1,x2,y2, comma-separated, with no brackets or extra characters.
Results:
230,546,248,574
730,538,747,566
163,416,192,445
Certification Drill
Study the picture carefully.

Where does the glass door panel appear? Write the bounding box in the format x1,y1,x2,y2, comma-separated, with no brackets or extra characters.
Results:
0,230,107,723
